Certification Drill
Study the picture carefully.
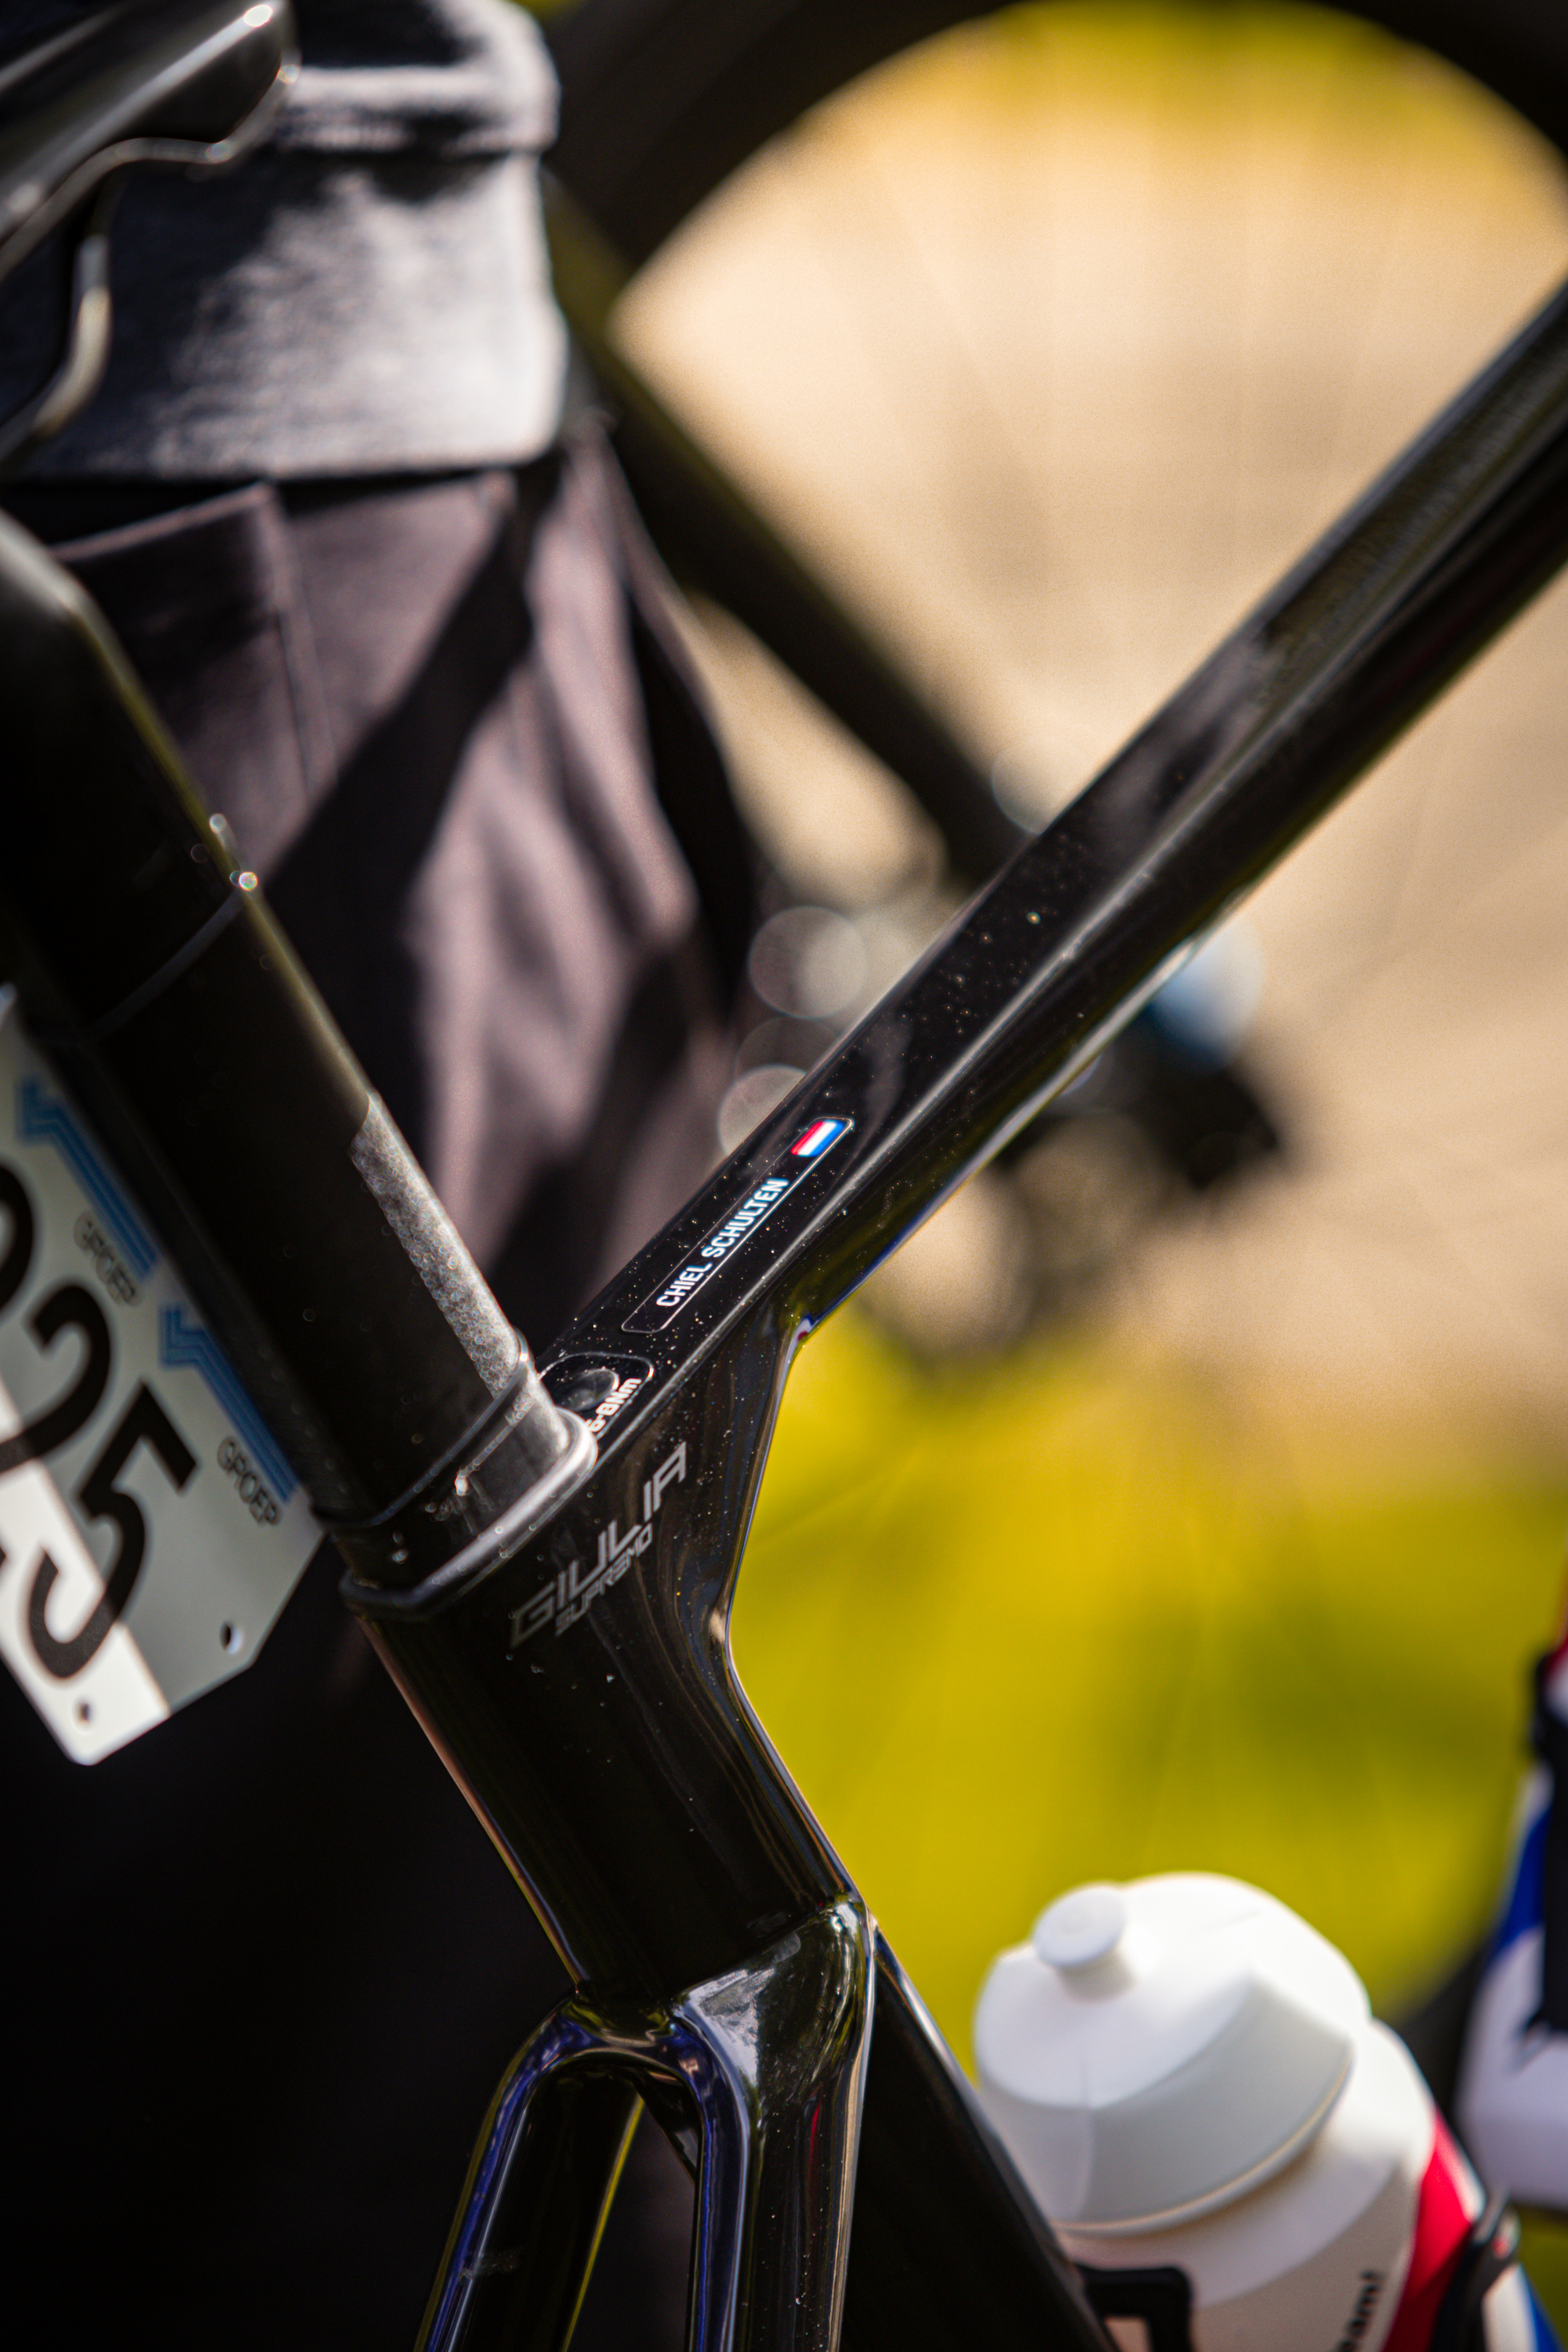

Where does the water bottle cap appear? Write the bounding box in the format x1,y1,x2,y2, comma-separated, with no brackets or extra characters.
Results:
1033,1884,1130,1971
975,1874,1367,2234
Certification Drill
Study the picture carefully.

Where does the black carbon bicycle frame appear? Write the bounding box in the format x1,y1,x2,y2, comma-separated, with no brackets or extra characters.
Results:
7,12,1568,2350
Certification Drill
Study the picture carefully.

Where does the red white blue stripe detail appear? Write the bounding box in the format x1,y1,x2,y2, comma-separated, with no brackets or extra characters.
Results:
792,1118,848,1159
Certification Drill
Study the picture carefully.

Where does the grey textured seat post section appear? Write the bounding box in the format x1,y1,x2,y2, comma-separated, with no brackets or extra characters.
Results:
350,1094,520,1396
0,0,568,477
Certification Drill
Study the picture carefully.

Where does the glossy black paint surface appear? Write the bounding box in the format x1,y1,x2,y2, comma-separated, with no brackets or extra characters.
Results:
365,1292,834,1991
845,1941,1109,2352
429,2058,641,2352
422,1900,873,2352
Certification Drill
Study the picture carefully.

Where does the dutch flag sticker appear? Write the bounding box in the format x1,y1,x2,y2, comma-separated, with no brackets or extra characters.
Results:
791,1117,848,1160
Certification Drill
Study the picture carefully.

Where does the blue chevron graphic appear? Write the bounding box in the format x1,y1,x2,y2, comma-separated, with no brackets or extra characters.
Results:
16,1078,158,1279
158,1308,297,1503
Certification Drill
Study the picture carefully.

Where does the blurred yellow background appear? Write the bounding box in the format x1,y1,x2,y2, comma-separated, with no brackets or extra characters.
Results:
738,1317,1565,2042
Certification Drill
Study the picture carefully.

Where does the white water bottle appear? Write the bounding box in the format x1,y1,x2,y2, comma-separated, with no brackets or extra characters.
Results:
973,1875,1555,2352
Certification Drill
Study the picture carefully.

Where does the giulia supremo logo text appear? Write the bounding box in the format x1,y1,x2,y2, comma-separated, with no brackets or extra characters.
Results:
508,1443,688,1648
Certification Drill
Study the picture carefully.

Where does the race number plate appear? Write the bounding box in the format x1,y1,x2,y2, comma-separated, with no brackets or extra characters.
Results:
0,993,320,1762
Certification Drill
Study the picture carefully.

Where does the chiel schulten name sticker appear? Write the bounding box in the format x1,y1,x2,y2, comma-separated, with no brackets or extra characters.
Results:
0,992,319,1763
625,1117,851,1334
